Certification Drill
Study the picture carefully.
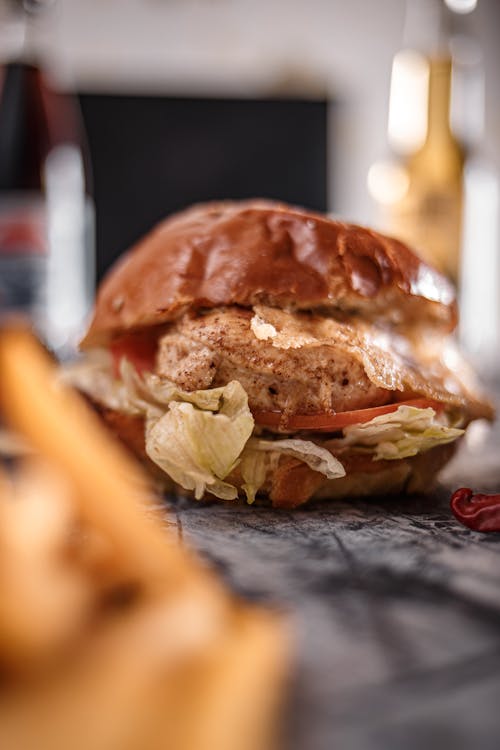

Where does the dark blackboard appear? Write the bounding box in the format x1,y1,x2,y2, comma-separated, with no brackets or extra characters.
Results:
79,95,329,281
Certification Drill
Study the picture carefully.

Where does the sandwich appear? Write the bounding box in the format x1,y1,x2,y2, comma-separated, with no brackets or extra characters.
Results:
67,200,493,508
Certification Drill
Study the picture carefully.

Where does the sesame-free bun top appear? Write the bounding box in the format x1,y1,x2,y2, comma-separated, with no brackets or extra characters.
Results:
82,200,457,347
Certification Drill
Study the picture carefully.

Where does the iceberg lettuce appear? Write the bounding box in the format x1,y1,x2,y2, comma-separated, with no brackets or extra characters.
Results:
62,354,462,500
239,438,345,504
338,405,464,460
239,449,281,504
145,380,254,500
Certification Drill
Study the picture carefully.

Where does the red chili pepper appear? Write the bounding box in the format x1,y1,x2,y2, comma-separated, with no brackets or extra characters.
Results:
450,487,500,532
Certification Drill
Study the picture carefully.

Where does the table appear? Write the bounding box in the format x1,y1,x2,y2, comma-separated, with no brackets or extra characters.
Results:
170,409,500,750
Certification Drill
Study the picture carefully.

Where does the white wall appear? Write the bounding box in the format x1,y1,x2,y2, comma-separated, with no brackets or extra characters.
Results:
41,0,500,224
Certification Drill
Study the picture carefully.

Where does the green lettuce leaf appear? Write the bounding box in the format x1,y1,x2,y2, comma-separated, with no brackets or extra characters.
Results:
145,380,254,500
60,350,139,413
62,354,255,499
239,449,281,505
248,438,345,479
339,405,464,460
238,438,345,504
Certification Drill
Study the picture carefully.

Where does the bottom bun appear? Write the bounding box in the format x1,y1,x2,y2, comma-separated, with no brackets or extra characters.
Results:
303,442,457,504
90,405,457,508
244,442,457,508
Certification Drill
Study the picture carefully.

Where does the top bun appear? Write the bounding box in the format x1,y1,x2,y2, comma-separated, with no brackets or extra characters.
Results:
82,200,457,347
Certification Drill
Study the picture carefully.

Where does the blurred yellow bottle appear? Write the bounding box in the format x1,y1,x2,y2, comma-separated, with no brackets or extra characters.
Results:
388,56,465,284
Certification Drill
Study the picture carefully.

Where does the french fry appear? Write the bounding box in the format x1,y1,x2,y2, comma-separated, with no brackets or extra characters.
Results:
0,326,205,588
0,325,288,750
0,459,91,669
174,607,288,750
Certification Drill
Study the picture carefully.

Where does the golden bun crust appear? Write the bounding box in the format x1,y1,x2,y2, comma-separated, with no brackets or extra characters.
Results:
287,442,457,508
82,200,457,347
91,406,456,509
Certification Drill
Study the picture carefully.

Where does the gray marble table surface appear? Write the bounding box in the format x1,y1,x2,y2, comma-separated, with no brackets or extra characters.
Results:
168,403,500,750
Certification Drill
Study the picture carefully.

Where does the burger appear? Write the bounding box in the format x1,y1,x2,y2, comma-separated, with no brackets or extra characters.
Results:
68,200,493,508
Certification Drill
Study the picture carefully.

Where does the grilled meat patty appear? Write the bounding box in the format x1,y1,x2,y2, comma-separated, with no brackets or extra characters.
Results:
155,305,489,420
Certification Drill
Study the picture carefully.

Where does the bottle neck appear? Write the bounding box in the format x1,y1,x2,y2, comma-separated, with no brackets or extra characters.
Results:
1,0,55,71
403,0,442,56
424,56,455,146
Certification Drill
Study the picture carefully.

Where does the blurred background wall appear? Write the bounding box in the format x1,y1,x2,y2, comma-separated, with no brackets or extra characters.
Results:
3,0,499,260
1,0,499,369
53,0,500,221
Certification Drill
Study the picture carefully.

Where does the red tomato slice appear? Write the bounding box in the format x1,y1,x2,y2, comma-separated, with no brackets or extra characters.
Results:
253,398,444,432
110,332,158,377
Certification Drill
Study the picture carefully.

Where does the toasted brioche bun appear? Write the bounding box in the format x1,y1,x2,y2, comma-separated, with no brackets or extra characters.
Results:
82,200,457,348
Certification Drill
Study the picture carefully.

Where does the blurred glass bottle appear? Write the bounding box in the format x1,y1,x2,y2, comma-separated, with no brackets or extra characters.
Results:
0,0,94,356
369,0,500,379
368,0,467,285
